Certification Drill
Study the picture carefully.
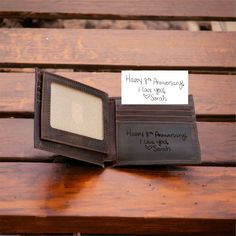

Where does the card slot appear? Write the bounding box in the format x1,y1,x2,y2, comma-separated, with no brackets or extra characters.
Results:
116,115,196,121
116,114,196,119
116,107,194,113
116,116,195,122
116,119,195,123
116,105,193,112
116,110,194,116
116,114,195,119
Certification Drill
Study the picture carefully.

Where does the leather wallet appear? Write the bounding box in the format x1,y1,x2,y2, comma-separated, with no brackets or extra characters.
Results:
34,69,201,167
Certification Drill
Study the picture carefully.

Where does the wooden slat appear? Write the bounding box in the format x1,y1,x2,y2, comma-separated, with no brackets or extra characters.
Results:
0,0,235,21
0,162,235,234
0,72,235,117
0,29,235,72
0,119,235,166
197,122,235,166
0,118,54,162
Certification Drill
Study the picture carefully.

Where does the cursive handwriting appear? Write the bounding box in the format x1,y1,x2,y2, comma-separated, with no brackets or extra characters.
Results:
126,128,188,153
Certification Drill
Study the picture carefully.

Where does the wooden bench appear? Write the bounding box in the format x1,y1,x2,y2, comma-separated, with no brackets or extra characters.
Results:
0,1,235,235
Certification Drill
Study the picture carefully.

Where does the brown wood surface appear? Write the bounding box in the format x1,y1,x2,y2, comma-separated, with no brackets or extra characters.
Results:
0,29,235,72
0,72,235,117
0,162,235,234
0,0,235,21
0,119,54,162
0,119,235,166
197,122,235,166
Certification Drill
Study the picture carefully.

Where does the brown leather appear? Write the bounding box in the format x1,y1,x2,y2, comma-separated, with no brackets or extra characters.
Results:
35,69,201,167
34,69,106,167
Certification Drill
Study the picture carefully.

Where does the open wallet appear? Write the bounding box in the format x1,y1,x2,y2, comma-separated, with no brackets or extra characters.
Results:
34,69,201,167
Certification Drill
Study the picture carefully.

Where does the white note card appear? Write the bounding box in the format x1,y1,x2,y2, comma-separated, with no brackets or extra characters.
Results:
121,70,188,105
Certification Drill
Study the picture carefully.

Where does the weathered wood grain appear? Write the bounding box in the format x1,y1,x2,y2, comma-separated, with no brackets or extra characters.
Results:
0,119,235,165
197,122,235,166
0,119,54,162
0,0,235,21
0,29,235,72
0,72,235,117
0,163,235,234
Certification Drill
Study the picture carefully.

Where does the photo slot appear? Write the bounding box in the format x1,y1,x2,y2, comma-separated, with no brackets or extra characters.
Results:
50,82,104,140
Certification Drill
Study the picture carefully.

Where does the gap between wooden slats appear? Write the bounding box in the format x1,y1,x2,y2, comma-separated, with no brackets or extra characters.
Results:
0,0,235,21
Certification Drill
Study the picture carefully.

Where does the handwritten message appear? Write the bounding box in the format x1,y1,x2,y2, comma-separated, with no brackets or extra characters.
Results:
126,128,188,153
121,70,188,104
116,123,196,164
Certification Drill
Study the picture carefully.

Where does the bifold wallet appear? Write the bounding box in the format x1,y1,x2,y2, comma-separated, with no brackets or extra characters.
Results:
34,69,201,167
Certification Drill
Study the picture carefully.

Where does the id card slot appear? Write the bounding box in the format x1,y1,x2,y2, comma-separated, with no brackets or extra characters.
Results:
116,105,193,112
116,116,195,122
116,110,194,117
